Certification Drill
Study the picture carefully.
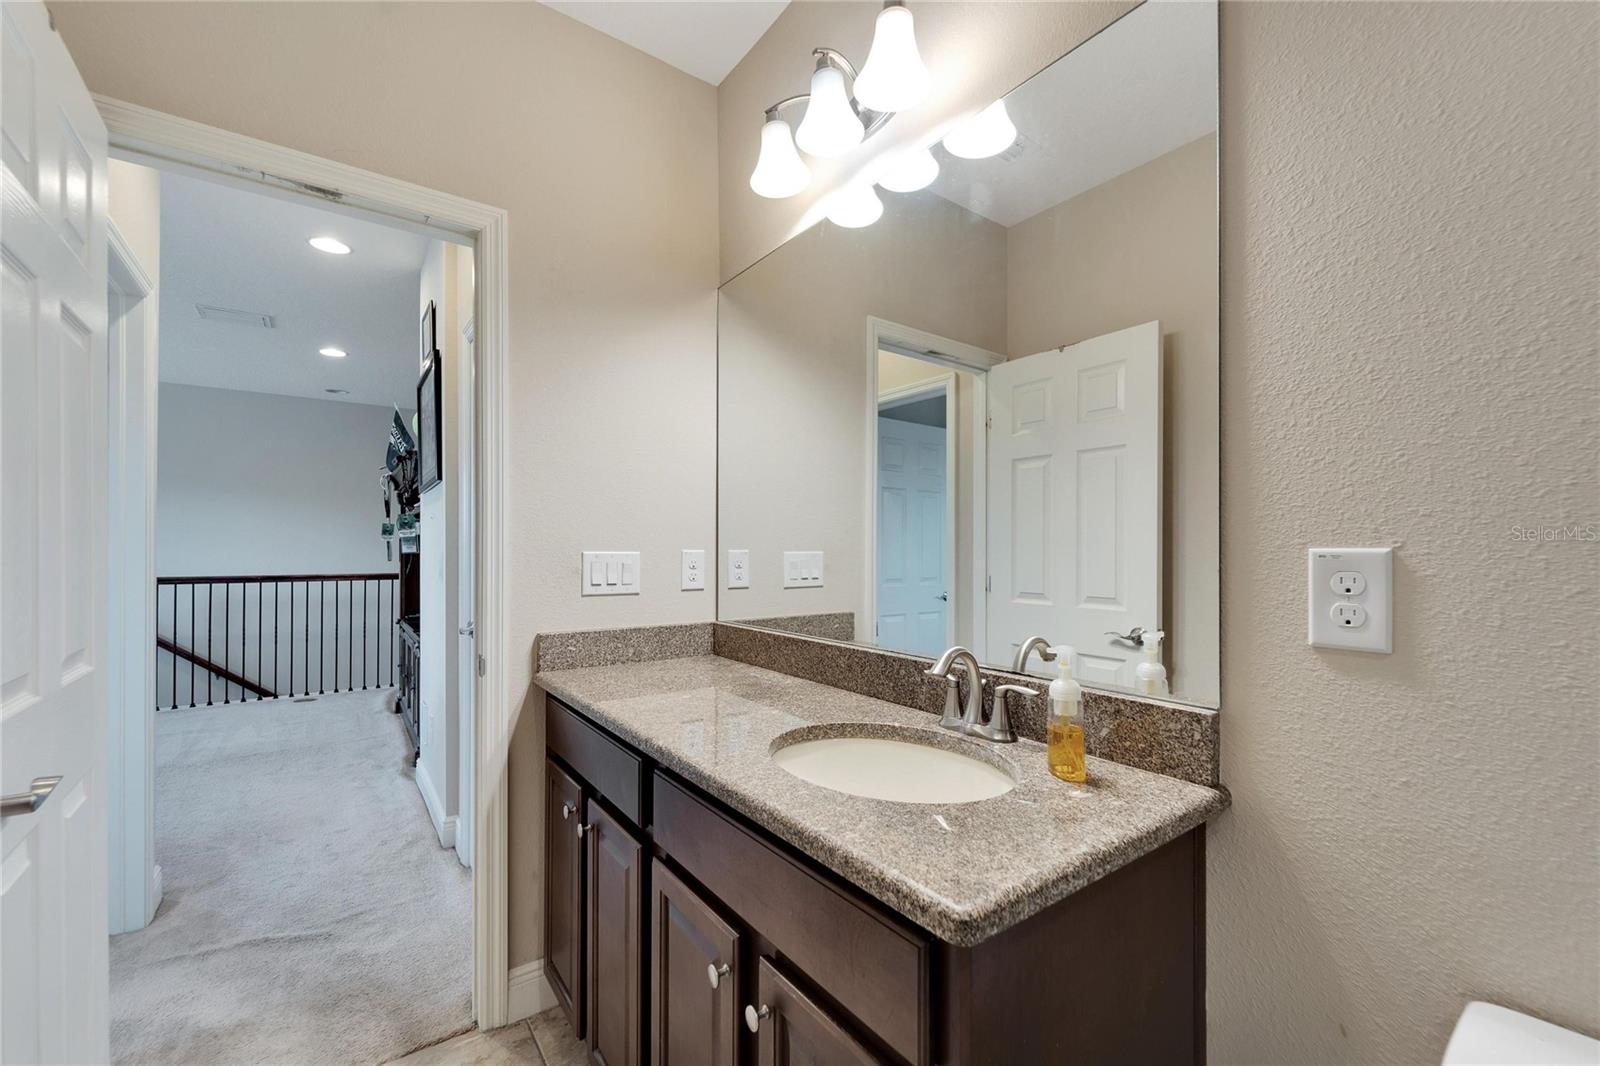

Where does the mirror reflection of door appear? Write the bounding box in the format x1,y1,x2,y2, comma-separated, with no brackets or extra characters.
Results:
876,375,953,657
987,321,1163,687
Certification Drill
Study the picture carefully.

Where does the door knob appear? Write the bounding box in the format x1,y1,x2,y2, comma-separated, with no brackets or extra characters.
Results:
707,962,731,989
744,1004,770,1033
937,592,949,601
1,775,61,818
1105,626,1147,647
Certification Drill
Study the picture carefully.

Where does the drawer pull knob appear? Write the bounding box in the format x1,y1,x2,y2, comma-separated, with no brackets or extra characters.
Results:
744,1004,770,1033
707,962,730,990
561,802,575,821
576,822,591,839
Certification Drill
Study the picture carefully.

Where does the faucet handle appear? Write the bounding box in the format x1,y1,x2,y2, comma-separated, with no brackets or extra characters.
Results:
971,684,1033,744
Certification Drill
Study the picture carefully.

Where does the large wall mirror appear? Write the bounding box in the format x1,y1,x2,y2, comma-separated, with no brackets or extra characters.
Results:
718,1,1219,707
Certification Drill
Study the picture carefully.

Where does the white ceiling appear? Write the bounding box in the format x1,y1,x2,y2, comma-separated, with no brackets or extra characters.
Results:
158,171,431,409
930,0,1218,228
542,0,788,85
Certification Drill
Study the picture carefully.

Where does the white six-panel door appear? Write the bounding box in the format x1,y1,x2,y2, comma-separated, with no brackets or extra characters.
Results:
986,322,1161,687
1,2,112,1061
876,414,949,657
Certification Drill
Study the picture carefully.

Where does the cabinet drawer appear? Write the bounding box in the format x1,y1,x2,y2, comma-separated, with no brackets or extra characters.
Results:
653,773,929,1066
547,694,644,824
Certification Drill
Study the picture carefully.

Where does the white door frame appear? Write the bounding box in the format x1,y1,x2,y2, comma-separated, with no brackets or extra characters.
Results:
93,96,516,1028
106,220,160,934
875,375,957,649
865,316,1001,661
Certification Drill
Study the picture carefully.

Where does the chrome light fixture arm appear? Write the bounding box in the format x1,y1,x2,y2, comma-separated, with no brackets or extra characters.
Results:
761,48,894,140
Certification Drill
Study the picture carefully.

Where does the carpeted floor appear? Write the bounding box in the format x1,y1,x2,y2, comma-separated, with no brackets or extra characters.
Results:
111,688,472,1065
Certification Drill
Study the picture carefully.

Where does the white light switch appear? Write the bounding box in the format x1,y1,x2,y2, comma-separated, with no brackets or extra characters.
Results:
1308,547,1392,652
783,551,824,589
581,551,640,596
727,549,750,589
681,549,706,590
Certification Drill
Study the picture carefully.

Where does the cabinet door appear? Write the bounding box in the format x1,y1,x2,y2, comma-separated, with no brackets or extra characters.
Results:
651,861,740,1066
750,957,880,1066
546,759,586,1036
587,799,644,1066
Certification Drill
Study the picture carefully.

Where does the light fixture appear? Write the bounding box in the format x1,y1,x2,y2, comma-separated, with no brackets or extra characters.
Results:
853,1,930,114
750,112,812,199
941,99,1017,159
308,236,351,255
876,145,939,193
825,181,884,229
795,59,865,158
324,388,350,395
319,347,347,358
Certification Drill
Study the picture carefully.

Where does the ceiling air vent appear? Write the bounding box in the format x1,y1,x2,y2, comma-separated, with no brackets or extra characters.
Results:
196,304,275,328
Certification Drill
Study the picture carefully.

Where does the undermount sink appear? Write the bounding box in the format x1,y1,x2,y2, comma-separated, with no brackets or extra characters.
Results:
770,724,1017,804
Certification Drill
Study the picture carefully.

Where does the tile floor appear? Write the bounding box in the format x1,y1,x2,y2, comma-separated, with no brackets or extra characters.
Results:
388,1009,586,1066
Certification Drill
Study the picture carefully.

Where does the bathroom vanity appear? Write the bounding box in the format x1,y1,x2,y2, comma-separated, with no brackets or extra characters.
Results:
537,653,1225,1066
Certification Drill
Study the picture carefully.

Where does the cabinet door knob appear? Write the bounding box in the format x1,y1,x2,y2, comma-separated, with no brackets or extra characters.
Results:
561,802,575,820
576,822,591,839
744,1004,770,1033
707,962,730,990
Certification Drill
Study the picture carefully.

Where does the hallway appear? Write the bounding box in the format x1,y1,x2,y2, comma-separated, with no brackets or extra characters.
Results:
109,689,472,1065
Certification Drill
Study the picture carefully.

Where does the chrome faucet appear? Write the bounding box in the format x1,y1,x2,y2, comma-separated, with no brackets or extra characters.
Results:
925,646,986,733
1011,636,1057,674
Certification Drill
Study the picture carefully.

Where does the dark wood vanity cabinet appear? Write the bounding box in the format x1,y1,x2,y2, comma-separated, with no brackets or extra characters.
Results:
544,692,1204,1066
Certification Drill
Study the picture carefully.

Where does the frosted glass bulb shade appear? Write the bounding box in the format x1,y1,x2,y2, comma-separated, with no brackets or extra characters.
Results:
941,99,1018,159
853,5,930,114
795,65,864,158
877,146,939,193
750,119,811,199
825,182,884,228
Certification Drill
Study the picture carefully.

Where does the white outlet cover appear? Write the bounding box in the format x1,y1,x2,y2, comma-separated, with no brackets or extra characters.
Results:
727,549,750,589
681,549,706,591
1308,547,1392,652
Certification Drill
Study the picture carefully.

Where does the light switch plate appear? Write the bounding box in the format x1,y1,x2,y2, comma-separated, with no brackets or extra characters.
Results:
681,549,706,591
1308,547,1392,652
783,550,824,589
581,551,640,596
727,549,750,589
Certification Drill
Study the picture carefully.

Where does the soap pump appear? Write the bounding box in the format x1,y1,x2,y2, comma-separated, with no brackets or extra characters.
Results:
1135,630,1168,697
1046,646,1086,783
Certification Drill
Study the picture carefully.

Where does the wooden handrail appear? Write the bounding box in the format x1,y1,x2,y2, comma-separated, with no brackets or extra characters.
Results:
157,572,398,585
156,636,276,700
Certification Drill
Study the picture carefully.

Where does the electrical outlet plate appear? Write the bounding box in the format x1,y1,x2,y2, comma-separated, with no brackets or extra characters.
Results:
581,551,640,596
1308,547,1392,652
727,549,750,589
681,549,706,591
783,550,824,589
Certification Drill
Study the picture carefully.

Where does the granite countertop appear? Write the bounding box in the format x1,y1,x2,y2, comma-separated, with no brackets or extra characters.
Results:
535,654,1228,946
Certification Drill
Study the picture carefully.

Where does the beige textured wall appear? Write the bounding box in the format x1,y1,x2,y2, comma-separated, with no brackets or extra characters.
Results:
54,1,720,969
718,192,1006,627
1212,2,1599,1061
1006,133,1218,703
718,0,1134,282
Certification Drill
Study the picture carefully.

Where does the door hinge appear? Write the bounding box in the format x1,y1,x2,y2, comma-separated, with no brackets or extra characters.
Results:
986,575,992,592
985,415,992,431
476,654,486,678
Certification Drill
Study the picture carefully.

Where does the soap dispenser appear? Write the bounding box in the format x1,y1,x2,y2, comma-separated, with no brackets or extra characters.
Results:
1046,646,1086,783
1135,630,1168,697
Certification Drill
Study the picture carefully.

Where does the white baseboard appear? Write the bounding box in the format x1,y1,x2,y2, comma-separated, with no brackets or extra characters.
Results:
507,959,558,1023
415,761,457,849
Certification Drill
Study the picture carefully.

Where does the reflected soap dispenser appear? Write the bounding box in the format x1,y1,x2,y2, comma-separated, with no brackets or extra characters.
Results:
1136,630,1168,697
1046,646,1086,783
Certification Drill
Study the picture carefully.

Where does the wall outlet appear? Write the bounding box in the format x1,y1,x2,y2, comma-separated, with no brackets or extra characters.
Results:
783,551,824,589
580,551,640,596
727,549,750,589
1308,547,1392,652
681,549,706,590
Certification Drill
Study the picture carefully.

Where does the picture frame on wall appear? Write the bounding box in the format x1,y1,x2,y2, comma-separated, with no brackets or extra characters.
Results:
420,300,437,372
418,350,442,492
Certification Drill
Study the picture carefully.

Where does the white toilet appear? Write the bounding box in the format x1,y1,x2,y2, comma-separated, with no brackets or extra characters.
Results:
1443,1002,1600,1065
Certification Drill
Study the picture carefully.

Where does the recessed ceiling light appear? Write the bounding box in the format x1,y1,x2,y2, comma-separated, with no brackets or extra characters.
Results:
319,347,347,358
308,236,351,255
324,388,350,395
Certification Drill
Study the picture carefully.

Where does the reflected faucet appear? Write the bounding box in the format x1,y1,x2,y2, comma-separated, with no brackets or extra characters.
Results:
1012,636,1057,674
924,647,986,733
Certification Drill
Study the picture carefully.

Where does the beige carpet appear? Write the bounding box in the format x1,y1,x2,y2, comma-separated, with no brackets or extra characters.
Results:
111,688,472,1065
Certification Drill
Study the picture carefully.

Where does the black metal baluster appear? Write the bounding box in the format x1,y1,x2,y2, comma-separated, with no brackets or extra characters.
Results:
348,581,354,693
223,583,231,704
205,582,214,706
170,584,178,710
240,581,247,701
273,581,280,697
289,580,295,697
362,580,368,689
189,583,196,707
303,581,310,698
256,581,263,700
318,580,326,695
332,580,340,694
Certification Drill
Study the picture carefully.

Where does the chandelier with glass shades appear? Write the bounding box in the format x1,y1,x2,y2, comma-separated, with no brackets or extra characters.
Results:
748,0,1019,229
